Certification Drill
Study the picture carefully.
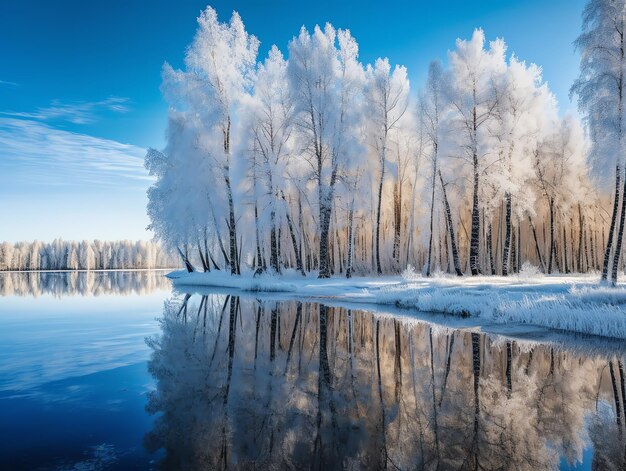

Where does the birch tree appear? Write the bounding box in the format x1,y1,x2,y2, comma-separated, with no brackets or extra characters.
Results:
572,0,626,283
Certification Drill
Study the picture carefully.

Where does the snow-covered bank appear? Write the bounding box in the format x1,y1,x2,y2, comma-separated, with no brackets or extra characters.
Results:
167,270,626,339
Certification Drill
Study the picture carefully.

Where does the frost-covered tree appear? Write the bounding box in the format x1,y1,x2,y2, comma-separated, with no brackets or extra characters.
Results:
493,57,557,275
248,45,294,274
572,0,626,283
421,61,449,276
446,29,506,275
158,6,259,275
288,24,365,278
365,58,410,274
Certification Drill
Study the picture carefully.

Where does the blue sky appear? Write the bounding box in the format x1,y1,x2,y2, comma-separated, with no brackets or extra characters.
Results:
0,0,585,242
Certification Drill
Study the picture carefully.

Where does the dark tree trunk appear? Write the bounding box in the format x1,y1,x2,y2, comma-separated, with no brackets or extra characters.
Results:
602,169,622,281
612,172,626,285
319,203,333,279
590,229,596,270
393,181,401,266
506,341,512,396
197,239,209,272
548,198,555,274
487,223,495,275
426,160,437,277
375,159,385,275
270,210,280,274
439,170,462,276
177,246,195,273
282,194,305,276
511,225,517,274
610,361,623,427
346,203,355,279
563,225,569,273
469,150,481,276
528,215,545,272
502,193,512,276
603,165,622,281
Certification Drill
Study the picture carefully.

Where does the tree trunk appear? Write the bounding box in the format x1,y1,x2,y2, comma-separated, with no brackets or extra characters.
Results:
610,361,623,428
318,203,333,279
197,239,209,272
469,149,481,275
281,193,305,276
511,225,517,275
346,201,355,279
578,204,584,273
502,193,512,276
528,215,545,272
487,223,495,275
611,171,626,285
375,158,385,275
562,226,569,274
426,159,437,277
270,210,280,274
393,181,402,267
253,202,264,274
604,165,621,281
548,198,555,274
439,170,462,276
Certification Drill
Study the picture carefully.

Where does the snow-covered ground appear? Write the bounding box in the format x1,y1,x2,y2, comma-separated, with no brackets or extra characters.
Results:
168,268,626,340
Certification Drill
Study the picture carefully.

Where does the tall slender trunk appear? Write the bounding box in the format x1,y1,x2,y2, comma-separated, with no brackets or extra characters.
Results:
375,156,386,275
253,201,263,273
346,200,355,279
469,144,481,275
197,239,209,272
281,193,305,276
528,215,545,272
426,156,437,277
319,203,333,279
590,229,596,270
511,225,517,274
502,193,512,276
393,180,402,267
610,361,623,428
270,210,280,274
612,171,626,285
563,226,569,274
607,26,625,282
223,116,239,275
487,223,495,275
578,204,584,273
439,170,462,276
548,198,555,274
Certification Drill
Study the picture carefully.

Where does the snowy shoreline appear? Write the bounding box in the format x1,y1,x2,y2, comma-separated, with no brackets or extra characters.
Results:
168,270,626,340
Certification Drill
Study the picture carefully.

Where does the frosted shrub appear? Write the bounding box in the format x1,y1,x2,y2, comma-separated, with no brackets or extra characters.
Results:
518,261,542,278
402,264,420,281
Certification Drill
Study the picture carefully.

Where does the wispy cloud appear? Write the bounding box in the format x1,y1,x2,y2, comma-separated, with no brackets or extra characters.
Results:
0,96,130,125
0,117,150,189
0,80,18,87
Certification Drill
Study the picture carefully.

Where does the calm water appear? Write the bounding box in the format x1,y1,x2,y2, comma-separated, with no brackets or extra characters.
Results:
0,271,625,470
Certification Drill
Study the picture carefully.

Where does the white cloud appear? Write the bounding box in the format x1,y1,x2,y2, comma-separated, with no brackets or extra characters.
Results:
0,80,18,87
0,117,151,188
0,96,130,124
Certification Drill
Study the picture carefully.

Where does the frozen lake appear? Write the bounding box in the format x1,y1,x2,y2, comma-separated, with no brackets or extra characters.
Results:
0,271,625,470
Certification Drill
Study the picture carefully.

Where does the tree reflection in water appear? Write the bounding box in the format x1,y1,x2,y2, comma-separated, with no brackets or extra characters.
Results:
145,294,626,470
0,270,171,297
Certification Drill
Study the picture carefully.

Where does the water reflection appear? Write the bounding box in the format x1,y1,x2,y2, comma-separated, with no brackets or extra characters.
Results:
0,270,171,297
146,295,626,470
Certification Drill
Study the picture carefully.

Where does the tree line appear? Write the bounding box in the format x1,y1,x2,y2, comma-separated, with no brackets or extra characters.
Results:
146,1,624,282
0,240,177,271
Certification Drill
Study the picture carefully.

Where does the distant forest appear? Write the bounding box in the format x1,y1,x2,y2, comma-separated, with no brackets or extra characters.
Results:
0,240,177,271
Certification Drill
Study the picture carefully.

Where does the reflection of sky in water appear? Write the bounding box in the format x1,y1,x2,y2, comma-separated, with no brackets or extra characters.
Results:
0,276,169,392
0,274,624,470
0,272,169,470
